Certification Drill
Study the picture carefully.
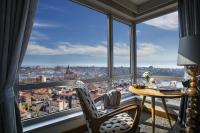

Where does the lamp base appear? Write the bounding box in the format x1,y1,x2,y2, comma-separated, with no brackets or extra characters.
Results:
185,66,200,133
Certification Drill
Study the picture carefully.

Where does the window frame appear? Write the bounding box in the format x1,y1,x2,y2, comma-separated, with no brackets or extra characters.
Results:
17,2,137,126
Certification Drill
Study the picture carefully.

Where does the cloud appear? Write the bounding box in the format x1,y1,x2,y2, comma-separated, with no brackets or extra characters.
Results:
27,42,163,59
27,42,107,56
137,43,163,57
27,42,130,57
27,43,56,55
143,12,178,30
58,42,107,56
114,42,128,48
33,21,59,28
44,5,65,12
30,31,48,41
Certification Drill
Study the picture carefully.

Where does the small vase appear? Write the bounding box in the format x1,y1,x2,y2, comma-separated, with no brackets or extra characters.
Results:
146,77,149,83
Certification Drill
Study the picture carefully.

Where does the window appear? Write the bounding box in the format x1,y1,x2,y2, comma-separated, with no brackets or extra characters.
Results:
18,0,135,123
19,0,108,120
112,20,131,97
113,20,130,76
136,12,184,84
112,78,132,97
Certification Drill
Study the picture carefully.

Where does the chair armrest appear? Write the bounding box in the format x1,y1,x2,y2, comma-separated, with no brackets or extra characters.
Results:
94,94,106,103
97,104,141,124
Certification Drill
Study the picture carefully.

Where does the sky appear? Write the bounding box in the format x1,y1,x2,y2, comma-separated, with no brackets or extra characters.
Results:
22,0,181,68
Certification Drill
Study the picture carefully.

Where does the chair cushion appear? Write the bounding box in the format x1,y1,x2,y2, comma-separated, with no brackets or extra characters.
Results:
98,109,115,116
99,113,134,133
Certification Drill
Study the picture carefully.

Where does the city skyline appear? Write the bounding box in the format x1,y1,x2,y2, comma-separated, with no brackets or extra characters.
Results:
21,64,183,69
22,0,180,68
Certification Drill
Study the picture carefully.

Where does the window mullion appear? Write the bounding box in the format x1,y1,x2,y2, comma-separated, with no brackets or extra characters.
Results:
107,14,113,90
130,23,137,84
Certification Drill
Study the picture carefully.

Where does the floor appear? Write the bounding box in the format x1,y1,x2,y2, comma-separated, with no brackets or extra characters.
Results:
84,97,184,133
139,112,184,133
84,112,185,133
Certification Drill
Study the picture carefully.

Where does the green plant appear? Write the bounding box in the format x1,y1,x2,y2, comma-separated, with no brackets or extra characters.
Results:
142,71,152,82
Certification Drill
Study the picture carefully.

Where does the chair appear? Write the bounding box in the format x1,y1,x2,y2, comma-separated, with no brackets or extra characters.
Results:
74,81,141,133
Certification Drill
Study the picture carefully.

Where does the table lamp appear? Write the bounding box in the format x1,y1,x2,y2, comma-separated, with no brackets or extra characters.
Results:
177,35,200,132
177,36,200,96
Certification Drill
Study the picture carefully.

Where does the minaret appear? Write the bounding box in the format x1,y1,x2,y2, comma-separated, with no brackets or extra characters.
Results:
66,65,70,73
64,65,78,80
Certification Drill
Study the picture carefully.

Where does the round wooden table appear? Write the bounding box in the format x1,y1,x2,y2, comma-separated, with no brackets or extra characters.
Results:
129,86,184,133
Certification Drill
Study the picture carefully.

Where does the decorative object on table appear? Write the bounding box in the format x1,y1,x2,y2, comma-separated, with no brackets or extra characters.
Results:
153,86,181,92
132,83,146,89
149,78,156,84
169,81,177,87
177,0,200,132
142,71,152,82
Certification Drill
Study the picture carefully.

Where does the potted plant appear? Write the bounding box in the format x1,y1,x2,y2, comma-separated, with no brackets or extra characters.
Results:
142,71,152,83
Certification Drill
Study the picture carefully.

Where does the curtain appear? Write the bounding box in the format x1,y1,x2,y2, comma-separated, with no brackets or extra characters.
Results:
0,0,38,133
178,0,200,65
178,0,200,37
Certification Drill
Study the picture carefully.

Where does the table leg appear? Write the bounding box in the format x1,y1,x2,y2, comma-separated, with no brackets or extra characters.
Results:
141,96,146,111
161,98,172,128
151,97,155,133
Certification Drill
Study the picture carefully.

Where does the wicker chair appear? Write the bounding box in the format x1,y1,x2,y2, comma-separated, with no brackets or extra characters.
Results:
74,81,141,133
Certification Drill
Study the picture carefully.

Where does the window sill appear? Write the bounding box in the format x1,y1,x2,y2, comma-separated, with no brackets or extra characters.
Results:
23,111,83,132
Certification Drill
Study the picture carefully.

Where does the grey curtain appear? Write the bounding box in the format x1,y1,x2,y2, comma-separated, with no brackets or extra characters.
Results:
178,0,200,37
178,0,200,129
177,0,200,64
0,0,38,133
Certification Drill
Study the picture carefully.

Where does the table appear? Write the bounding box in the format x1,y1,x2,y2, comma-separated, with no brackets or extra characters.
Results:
129,86,184,133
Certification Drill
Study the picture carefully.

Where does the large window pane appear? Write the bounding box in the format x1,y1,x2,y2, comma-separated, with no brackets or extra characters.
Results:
19,0,108,120
136,12,184,83
135,12,184,112
113,20,130,76
19,0,108,84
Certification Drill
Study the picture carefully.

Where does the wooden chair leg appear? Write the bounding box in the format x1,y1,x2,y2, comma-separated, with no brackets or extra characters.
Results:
151,97,155,133
161,98,172,128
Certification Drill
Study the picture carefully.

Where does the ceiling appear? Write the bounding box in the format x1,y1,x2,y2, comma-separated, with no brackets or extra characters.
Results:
72,0,177,23
129,0,150,5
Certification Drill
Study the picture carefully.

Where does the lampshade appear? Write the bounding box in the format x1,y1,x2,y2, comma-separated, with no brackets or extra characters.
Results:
177,35,200,66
